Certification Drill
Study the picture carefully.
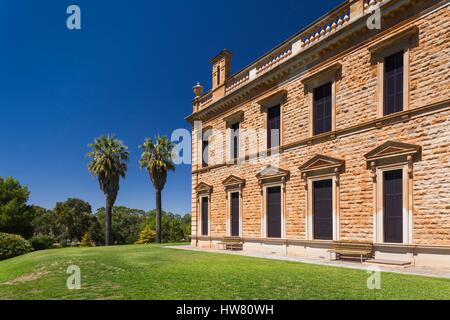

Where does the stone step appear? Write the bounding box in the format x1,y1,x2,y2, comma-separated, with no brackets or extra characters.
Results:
366,259,413,267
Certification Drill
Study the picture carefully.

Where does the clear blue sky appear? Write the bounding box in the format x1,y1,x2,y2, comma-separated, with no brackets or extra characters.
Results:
0,0,342,214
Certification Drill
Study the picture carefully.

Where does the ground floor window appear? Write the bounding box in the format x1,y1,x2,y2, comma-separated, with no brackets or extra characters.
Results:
267,186,282,238
313,179,333,240
383,169,404,244
201,196,209,236
230,192,240,237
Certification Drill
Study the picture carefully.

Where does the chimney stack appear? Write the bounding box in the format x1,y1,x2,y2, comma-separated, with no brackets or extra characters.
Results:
210,49,232,101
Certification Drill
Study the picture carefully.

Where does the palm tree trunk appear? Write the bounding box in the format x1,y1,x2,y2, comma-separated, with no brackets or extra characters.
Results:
156,189,162,243
105,201,113,246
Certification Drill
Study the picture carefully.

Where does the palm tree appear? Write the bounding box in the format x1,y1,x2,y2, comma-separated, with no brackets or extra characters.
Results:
87,135,129,246
139,136,175,243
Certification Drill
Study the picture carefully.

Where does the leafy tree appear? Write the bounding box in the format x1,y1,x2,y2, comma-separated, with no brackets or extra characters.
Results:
145,210,190,243
139,136,175,243
31,206,61,238
53,198,96,243
0,177,36,239
96,206,147,245
87,135,129,246
181,214,192,241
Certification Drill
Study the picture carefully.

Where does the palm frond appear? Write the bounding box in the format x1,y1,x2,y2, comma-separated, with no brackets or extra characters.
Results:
87,135,130,197
139,135,175,191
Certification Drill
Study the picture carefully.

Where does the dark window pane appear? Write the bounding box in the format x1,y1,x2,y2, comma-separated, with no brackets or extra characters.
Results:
231,192,240,237
267,186,281,238
267,105,280,149
384,51,404,115
231,122,240,161
202,139,209,168
201,197,209,236
313,180,333,240
313,82,332,135
384,170,403,243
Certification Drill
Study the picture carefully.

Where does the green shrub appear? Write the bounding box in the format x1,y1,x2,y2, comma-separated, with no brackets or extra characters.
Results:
80,232,96,247
136,226,156,244
0,233,33,261
29,235,55,251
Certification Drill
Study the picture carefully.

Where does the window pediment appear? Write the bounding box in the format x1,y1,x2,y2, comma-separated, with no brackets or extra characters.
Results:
224,111,244,126
364,141,421,162
368,26,419,56
195,182,213,194
301,63,341,90
299,154,345,175
256,165,290,183
222,175,246,189
257,89,287,112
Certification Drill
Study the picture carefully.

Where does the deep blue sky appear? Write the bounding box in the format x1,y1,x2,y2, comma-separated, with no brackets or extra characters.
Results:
0,0,342,214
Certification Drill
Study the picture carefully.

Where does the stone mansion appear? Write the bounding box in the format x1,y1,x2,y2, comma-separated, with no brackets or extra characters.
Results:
186,0,450,267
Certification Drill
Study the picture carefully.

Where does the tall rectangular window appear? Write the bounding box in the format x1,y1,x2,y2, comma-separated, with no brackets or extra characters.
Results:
202,138,209,168
383,170,403,243
201,197,209,236
313,82,332,135
230,192,240,237
230,122,240,161
384,51,404,115
267,105,280,149
313,179,333,240
267,186,282,238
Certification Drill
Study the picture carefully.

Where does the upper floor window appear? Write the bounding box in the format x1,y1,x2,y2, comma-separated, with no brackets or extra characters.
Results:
230,122,240,161
202,130,211,168
224,111,244,164
302,63,340,138
368,26,418,118
267,105,280,149
313,82,332,135
384,51,404,116
202,139,209,168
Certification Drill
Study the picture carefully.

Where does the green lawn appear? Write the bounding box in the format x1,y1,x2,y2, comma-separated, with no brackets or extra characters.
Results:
0,244,449,300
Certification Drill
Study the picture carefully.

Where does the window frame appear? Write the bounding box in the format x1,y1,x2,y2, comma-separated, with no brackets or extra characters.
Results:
199,195,211,237
224,111,244,165
262,182,285,239
376,48,409,117
226,189,243,237
266,105,281,150
306,174,339,241
302,63,340,138
374,164,412,245
364,140,420,245
256,165,289,240
201,128,212,168
257,89,287,153
369,26,418,118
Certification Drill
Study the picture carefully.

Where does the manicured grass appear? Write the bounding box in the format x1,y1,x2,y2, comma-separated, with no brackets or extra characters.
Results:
0,245,449,300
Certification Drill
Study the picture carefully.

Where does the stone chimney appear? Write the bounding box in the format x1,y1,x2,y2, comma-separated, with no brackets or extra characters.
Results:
210,49,232,101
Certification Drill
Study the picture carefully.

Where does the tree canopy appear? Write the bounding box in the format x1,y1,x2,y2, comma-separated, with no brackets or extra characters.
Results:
0,177,36,238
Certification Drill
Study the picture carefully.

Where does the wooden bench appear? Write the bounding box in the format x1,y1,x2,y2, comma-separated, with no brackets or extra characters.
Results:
329,241,374,263
218,237,243,251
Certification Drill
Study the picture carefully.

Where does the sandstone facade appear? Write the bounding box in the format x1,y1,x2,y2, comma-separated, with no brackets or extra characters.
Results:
187,0,450,267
